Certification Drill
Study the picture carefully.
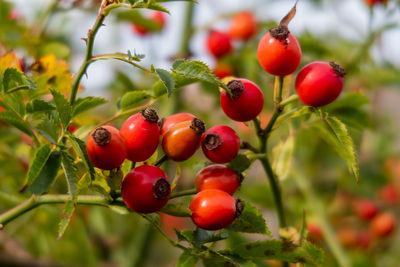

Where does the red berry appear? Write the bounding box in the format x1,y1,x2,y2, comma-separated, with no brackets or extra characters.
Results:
132,11,166,35
353,199,378,221
220,78,264,122
195,165,241,195
306,223,323,242
189,189,243,230
295,61,345,107
364,0,387,7
206,31,232,58
370,212,396,238
18,59,25,73
160,112,195,135
214,63,234,79
357,231,371,250
121,165,170,213
162,118,205,161
379,184,399,205
120,108,160,162
229,11,257,41
257,26,301,76
201,125,240,163
338,228,359,248
86,126,127,170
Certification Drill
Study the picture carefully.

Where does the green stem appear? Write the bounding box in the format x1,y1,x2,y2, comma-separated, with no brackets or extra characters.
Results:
170,188,197,199
69,14,106,105
178,2,195,57
155,155,169,167
89,54,153,73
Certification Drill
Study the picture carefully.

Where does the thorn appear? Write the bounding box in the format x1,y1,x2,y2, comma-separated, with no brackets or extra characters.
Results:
84,72,88,79
101,23,106,27
81,38,88,43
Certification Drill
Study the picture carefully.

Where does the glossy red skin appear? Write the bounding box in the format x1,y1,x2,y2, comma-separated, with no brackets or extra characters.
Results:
120,113,160,162
353,199,378,220
121,165,170,213
295,61,344,107
132,11,166,35
229,11,257,40
214,64,234,79
370,212,396,238
378,184,398,205
86,125,127,170
220,78,264,122
160,113,195,135
190,189,237,230
206,31,232,58
195,165,241,195
201,125,240,164
257,32,301,76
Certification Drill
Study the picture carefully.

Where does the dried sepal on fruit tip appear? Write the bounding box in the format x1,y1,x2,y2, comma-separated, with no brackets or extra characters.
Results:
280,0,298,27
190,118,206,134
269,0,298,41
141,108,159,123
153,178,170,200
203,133,222,150
235,199,245,217
92,127,111,146
226,80,245,98
329,62,346,77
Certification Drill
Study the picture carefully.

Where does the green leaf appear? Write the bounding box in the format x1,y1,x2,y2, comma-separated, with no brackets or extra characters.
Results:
272,134,295,180
28,151,61,195
120,91,151,111
172,59,185,69
177,251,198,267
25,144,52,187
91,172,111,196
155,68,174,97
0,110,34,136
51,89,72,129
232,240,324,265
36,118,59,144
315,116,359,182
72,97,107,117
68,136,95,181
228,200,271,236
160,201,191,217
228,154,251,173
275,106,312,126
202,250,238,267
61,151,79,200
109,205,130,215
26,99,55,113
194,228,229,244
58,200,76,239
2,68,32,93
147,2,170,13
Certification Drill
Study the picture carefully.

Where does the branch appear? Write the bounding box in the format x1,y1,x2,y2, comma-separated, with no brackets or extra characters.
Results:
90,53,153,73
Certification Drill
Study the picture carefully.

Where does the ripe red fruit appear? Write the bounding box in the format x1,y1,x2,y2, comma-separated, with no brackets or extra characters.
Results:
195,165,242,195
214,63,234,79
306,223,323,242
132,11,166,35
353,199,378,221
338,228,359,248
120,108,160,162
229,11,257,41
257,25,301,76
189,189,243,230
160,112,195,135
162,118,205,161
370,212,396,238
357,231,371,250
201,125,240,163
378,184,399,205
295,61,345,107
364,0,387,7
206,31,232,58
122,165,170,213
86,125,127,170
220,78,264,122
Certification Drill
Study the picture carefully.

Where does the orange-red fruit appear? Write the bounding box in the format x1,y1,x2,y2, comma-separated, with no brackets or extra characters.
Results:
378,184,399,205
189,189,243,230
132,11,166,35
162,118,205,161
353,199,378,221
295,61,345,107
257,26,301,76
229,11,257,41
86,126,127,170
206,31,232,58
220,78,264,122
306,223,323,241
201,125,240,163
121,165,170,213
160,112,196,135
195,165,241,195
370,212,396,238
120,108,160,162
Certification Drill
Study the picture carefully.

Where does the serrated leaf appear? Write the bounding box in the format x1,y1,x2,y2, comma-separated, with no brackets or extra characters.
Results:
58,200,76,239
175,229,195,243
275,106,312,126
25,144,52,187
120,91,151,111
232,240,323,265
172,59,185,69
177,251,198,267
194,228,229,244
36,118,59,144
28,151,60,195
228,154,251,173
0,110,34,136
155,68,174,97
68,136,95,181
272,134,295,180
61,151,79,200
228,200,271,236
148,2,170,13
2,68,32,93
72,97,107,117
26,99,55,113
51,89,71,129
160,201,191,217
